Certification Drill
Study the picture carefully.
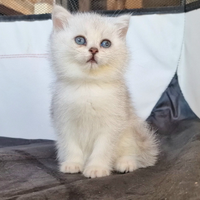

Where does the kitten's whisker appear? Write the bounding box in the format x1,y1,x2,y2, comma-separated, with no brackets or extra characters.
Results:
111,8,122,17
111,10,118,17
115,9,122,16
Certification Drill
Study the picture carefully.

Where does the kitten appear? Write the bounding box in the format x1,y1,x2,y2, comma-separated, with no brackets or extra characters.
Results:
50,5,159,178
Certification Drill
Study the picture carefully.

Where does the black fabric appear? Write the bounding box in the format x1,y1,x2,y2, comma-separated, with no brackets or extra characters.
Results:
0,14,51,22
0,74,200,199
147,74,197,135
0,137,52,148
186,0,200,12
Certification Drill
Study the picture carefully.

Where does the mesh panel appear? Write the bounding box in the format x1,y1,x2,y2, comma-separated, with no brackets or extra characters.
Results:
186,0,199,3
65,0,183,12
0,0,199,16
0,0,54,16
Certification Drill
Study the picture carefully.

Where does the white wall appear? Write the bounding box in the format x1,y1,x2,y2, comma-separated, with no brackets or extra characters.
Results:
0,20,55,140
178,9,200,118
0,13,184,139
126,13,184,119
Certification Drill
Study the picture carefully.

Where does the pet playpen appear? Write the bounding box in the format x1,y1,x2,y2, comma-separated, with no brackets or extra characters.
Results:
0,0,199,199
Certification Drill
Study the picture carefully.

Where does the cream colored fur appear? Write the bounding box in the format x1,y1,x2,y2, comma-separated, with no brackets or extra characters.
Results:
50,5,159,178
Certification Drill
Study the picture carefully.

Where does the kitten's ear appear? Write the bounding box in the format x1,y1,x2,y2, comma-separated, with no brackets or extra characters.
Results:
52,5,72,31
115,15,131,38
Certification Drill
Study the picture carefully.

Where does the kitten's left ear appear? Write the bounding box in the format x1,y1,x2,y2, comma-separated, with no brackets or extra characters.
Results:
115,15,131,38
52,5,72,31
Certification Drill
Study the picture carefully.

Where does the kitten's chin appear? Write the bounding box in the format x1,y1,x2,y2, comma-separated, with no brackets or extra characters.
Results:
86,61,98,70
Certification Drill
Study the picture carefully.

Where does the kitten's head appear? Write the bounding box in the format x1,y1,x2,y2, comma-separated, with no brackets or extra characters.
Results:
50,5,130,81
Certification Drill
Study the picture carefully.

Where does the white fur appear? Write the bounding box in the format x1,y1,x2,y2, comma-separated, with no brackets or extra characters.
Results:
50,5,159,178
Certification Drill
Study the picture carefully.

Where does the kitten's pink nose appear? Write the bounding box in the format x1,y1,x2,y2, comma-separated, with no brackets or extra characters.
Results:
89,47,98,55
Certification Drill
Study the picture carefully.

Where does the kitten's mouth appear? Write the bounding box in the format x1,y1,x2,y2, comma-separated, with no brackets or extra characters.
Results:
87,56,97,64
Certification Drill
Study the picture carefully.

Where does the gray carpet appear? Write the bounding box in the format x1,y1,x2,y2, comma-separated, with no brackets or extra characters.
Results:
0,119,199,200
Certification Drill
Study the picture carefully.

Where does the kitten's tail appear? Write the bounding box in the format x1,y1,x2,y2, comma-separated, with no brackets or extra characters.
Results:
134,120,159,168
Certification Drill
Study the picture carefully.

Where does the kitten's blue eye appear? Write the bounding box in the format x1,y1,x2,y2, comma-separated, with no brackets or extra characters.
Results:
75,36,86,45
101,40,111,48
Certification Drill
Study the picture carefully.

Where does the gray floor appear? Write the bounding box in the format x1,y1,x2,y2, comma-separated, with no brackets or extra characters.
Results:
0,119,199,200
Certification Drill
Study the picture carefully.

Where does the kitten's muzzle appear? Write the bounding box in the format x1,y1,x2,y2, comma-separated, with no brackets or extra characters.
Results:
87,56,97,64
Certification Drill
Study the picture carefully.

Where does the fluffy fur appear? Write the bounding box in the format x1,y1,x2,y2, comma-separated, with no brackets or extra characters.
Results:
50,5,159,178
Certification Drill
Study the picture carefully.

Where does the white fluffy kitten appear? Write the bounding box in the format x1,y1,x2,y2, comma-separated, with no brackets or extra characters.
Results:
50,5,159,178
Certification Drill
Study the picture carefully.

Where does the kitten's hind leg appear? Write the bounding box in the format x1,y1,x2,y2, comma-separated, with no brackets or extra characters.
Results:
114,155,138,173
114,120,159,173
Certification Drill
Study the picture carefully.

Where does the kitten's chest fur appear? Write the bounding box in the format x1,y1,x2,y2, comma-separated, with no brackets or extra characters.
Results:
54,81,126,126
53,81,126,152
58,82,117,111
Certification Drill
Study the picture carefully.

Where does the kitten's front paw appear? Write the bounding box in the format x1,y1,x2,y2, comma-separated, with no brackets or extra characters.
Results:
60,162,83,174
83,166,110,178
114,156,138,173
